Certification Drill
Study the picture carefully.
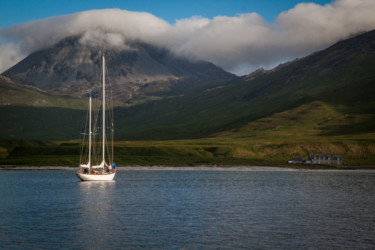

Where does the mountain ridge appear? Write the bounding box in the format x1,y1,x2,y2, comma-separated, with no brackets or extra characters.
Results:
112,29,375,139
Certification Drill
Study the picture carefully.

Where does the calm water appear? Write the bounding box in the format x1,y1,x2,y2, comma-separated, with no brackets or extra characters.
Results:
0,168,374,249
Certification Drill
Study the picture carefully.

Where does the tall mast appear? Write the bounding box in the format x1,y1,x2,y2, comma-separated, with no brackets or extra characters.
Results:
88,93,92,169
112,120,114,164
102,54,106,164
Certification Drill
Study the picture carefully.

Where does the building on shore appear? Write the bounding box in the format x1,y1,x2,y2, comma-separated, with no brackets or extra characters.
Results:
308,154,343,166
288,156,304,164
288,154,343,166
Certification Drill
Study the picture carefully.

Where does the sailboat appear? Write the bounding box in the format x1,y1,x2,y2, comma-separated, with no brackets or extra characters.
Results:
76,54,116,181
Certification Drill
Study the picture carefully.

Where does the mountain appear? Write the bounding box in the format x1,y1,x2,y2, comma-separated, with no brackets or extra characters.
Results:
112,29,375,139
2,36,236,102
1,30,375,140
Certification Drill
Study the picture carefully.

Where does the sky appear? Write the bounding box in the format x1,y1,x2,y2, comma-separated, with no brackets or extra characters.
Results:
1,0,375,75
0,0,333,27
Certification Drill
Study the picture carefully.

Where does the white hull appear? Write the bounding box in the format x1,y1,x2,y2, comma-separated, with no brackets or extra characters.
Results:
76,171,116,181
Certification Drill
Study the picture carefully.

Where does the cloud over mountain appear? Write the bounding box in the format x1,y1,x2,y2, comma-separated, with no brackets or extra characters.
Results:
1,0,375,75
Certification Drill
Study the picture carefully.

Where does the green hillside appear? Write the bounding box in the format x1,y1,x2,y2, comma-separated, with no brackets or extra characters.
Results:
2,101,375,166
0,106,84,140
0,29,375,159
212,101,375,164
0,75,85,109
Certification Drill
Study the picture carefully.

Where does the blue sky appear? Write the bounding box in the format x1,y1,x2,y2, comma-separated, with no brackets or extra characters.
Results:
0,0,332,27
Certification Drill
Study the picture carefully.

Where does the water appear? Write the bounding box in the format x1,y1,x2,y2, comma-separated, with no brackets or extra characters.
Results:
0,168,374,249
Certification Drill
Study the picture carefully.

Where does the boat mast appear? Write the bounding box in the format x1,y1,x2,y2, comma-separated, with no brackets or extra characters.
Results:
88,93,92,170
102,54,106,165
112,121,114,164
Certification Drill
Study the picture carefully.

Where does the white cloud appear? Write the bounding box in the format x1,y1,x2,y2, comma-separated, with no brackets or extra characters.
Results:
1,0,375,75
0,42,25,73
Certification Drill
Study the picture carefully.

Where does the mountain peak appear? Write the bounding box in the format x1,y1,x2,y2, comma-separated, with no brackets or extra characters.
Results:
3,35,235,101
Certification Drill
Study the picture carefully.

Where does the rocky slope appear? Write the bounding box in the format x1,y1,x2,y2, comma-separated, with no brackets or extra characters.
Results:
3,36,236,102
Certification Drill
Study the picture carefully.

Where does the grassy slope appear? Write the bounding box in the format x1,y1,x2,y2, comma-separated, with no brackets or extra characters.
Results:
213,101,375,165
0,76,85,109
0,106,84,140
1,101,374,167
105,101,375,166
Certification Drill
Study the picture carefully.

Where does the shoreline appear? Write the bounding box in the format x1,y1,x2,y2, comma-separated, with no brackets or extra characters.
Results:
1,165,375,172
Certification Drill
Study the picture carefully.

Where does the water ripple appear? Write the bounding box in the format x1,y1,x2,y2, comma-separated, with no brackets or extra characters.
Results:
0,170,374,249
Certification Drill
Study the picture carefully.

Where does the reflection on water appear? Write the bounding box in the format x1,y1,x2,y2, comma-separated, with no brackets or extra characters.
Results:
75,181,118,248
0,169,374,249
78,180,116,191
